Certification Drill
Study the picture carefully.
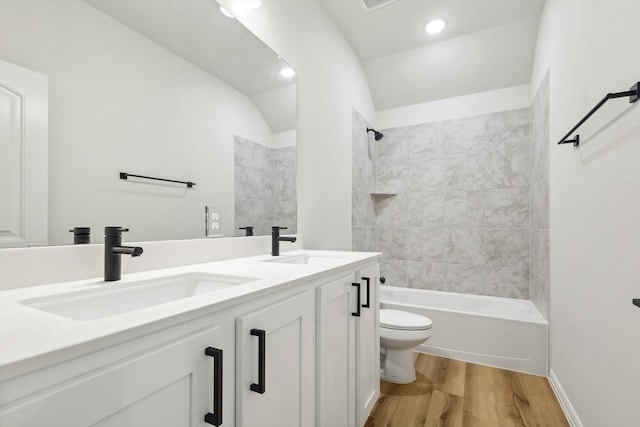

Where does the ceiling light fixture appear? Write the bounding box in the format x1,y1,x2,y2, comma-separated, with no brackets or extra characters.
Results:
219,5,234,18
425,18,447,35
280,66,295,79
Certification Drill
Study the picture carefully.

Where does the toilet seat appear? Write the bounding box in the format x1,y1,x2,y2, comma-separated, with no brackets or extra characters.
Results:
380,309,432,331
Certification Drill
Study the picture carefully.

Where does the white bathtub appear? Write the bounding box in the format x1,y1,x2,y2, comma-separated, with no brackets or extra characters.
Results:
379,285,548,376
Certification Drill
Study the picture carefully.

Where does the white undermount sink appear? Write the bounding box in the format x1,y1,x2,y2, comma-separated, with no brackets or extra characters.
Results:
262,253,346,266
19,273,258,321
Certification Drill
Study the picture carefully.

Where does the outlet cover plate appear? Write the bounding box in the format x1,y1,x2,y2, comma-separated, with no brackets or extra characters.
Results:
205,206,223,237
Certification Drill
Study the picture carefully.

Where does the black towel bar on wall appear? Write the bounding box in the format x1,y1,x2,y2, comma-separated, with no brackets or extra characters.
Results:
119,172,196,188
558,81,639,147
633,299,640,309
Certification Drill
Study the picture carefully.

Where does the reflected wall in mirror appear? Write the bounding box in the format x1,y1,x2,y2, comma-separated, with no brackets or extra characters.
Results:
234,136,296,237
0,0,296,247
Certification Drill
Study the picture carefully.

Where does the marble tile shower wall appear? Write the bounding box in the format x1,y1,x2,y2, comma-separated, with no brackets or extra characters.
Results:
234,136,297,236
371,109,532,298
530,72,550,319
352,109,378,252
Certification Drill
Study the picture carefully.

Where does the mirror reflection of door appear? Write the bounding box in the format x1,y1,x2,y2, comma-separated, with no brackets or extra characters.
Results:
0,60,48,248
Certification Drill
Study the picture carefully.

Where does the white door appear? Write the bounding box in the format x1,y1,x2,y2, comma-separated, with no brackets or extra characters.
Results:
0,60,48,248
356,264,380,427
236,290,315,427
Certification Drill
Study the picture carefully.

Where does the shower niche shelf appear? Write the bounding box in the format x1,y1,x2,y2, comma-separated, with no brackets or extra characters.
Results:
370,192,397,218
369,192,397,197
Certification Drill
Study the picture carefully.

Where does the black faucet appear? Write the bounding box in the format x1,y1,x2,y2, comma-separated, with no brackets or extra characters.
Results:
104,227,143,281
239,226,254,236
271,226,296,256
69,227,91,244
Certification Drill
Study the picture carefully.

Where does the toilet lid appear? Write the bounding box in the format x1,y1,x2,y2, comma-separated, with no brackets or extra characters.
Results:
380,309,432,331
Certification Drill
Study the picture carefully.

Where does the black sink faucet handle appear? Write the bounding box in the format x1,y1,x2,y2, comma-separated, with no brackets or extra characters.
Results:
105,227,129,237
69,227,91,244
239,226,254,236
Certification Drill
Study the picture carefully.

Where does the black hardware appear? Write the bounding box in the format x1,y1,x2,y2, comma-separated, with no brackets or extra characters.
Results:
380,276,386,284
362,277,371,308
271,226,296,256
250,329,266,394
119,172,195,188
352,283,361,317
558,135,580,147
104,227,143,281
204,347,223,426
633,299,640,308
557,81,639,147
69,227,90,244
239,226,254,236
366,127,384,141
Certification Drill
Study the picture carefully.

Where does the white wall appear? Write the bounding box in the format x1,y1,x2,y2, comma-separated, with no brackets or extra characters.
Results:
0,1,274,243
531,1,640,425
251,83,297,133
222,0,376,250
272,129,297,149
376,84,531,129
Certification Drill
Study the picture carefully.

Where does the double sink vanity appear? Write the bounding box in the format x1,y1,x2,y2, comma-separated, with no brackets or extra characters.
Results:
0,247,381,427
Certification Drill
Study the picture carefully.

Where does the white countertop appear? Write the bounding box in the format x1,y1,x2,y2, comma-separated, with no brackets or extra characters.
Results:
0,249,380,381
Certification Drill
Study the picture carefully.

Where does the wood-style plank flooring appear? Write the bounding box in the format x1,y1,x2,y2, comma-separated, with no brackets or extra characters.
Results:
365,353,569,427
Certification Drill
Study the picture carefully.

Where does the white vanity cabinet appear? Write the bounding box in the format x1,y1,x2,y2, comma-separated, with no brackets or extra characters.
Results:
0,256,380,427
316,264,380,427
0,314,235,427
235,290,315,427
356,264,380,427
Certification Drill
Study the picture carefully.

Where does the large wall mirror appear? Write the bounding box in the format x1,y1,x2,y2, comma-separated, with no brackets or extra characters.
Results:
0,0,296,248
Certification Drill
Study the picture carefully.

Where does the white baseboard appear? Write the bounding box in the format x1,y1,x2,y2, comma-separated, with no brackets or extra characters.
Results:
549,369,584,427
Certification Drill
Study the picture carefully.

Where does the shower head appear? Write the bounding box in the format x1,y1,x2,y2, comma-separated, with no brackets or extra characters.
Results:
366,127,384,141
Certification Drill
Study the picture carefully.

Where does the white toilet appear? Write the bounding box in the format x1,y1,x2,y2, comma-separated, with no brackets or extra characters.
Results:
379,309,433,384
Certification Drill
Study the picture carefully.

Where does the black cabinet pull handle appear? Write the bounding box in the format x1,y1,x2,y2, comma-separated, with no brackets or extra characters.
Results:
352,283,361,317
250,329,266,394
362,276,371,308
204,347,223,426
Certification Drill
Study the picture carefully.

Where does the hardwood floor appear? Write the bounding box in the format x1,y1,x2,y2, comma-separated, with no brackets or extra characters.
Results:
365,353,569,427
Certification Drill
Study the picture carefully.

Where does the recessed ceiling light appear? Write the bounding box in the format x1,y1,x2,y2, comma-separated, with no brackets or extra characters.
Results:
219,5,234,18
280,66,295,79
242,0,262,9
425,18,447,34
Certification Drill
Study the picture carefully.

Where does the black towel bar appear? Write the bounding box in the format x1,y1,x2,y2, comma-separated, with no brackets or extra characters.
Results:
557,81,639,147
119,172,195,188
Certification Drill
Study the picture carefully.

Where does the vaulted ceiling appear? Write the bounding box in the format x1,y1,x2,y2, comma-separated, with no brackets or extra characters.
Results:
321,0,545,110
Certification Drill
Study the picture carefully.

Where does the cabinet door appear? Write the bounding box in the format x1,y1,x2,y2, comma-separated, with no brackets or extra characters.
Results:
236,290,314,427
316,273,356,427
0,326,230,427
356,264,380,427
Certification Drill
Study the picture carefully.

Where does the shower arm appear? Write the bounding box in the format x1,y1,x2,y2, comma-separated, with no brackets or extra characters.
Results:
366,127,384,141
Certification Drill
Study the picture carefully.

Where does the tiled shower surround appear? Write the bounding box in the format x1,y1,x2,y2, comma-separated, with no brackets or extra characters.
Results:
234,136,297,236
529,73,550,319
352,107,536,299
